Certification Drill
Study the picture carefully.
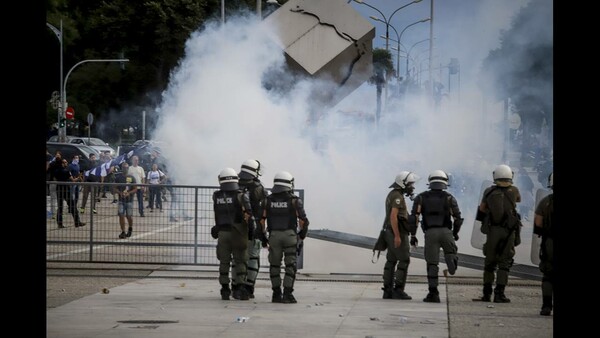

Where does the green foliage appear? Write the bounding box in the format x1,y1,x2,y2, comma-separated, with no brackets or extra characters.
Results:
45,0,217,134
369,48,394,86
480,0,552,133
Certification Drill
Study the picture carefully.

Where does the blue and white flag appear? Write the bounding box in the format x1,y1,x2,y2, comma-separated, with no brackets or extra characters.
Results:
84,144,149,177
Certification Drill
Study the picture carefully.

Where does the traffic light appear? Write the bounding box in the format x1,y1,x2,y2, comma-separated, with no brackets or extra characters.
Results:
59,117,66,128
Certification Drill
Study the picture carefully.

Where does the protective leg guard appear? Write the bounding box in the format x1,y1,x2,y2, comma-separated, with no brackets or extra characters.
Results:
493,284,511,303
444,254,458,275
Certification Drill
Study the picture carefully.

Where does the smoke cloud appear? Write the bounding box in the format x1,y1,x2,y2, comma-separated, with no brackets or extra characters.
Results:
145,0,549,266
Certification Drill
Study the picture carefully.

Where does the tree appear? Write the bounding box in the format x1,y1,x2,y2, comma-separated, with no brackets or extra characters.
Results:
479,0,553,155
368,48,394,124
45,0,220,142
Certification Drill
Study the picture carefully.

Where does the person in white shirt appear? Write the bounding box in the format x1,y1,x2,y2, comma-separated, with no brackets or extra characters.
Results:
128,156,146,217
146,163,166,212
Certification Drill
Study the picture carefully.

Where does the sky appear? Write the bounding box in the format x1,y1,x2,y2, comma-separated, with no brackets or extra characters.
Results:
147,0,548,265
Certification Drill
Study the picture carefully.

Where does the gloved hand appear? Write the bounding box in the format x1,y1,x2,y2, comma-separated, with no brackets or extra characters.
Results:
296,239,304,256
410,235,418,247
452,218,463,241
298,218,309,239
257,230,269,248
298,227,308,240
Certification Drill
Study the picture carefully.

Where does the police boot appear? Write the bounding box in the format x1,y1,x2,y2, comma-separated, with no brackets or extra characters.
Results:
282,287,297,304
231,284,240,300
246,284,255,299
493,284,511,303
233,284,249,301
220,284,231,300
392,286,412,300
271,287,283,303
473,283,492,302
423,287,440,303
540,296,552,316
444,255,459,275
382,284,393,299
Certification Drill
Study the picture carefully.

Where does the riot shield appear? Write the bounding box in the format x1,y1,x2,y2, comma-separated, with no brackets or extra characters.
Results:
530,188,551,265
470,180,493,250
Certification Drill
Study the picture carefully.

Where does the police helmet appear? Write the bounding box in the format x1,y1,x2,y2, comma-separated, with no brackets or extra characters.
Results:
389,171,418,189
548,172,553,189
272,171,294,193
218,167,239,191
428,169,449,190
239,159,262,180
493,164,513,185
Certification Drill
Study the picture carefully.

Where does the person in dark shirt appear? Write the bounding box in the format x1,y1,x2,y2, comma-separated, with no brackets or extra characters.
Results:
54,158,85,228
67,155,82,213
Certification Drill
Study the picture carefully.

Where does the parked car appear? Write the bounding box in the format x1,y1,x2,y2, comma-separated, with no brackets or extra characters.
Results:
46,142,101,172
48,135,116,157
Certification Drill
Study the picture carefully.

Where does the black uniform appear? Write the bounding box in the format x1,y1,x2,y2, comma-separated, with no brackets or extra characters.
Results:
534,193,553,315
231,178,266,297
54,165,84,228
213,188,254,300
264,190,309,303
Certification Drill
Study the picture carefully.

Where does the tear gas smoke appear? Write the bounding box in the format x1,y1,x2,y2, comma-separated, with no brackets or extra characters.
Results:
140,0,550,267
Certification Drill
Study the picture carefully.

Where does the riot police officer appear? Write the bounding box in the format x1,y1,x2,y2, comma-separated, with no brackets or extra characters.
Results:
231,159,267,299
259,171,309,303
534,172,553,316
212,168,256,301
410,170,463,303
381,171,418,300
474,164,521,303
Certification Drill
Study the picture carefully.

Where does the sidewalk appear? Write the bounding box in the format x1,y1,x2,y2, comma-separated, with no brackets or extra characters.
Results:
47,240,553,337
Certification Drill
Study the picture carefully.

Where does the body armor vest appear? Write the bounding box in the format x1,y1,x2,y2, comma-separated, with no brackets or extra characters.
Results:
421,190,452,230
240,179,265,220
213,190,243,226
266,192,297,231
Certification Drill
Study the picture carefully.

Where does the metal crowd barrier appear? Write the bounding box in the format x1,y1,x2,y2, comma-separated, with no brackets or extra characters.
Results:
46,181,304,268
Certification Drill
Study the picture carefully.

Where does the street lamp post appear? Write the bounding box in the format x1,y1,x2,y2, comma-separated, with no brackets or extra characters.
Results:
386,24,403,80
406,38,430,79
428,0,435,104
355,0,423,55
221,0,225,25
398,18,430,76
61,59,129,142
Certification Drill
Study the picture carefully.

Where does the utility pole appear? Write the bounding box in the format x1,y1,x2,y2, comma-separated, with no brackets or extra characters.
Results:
428,0,434,105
